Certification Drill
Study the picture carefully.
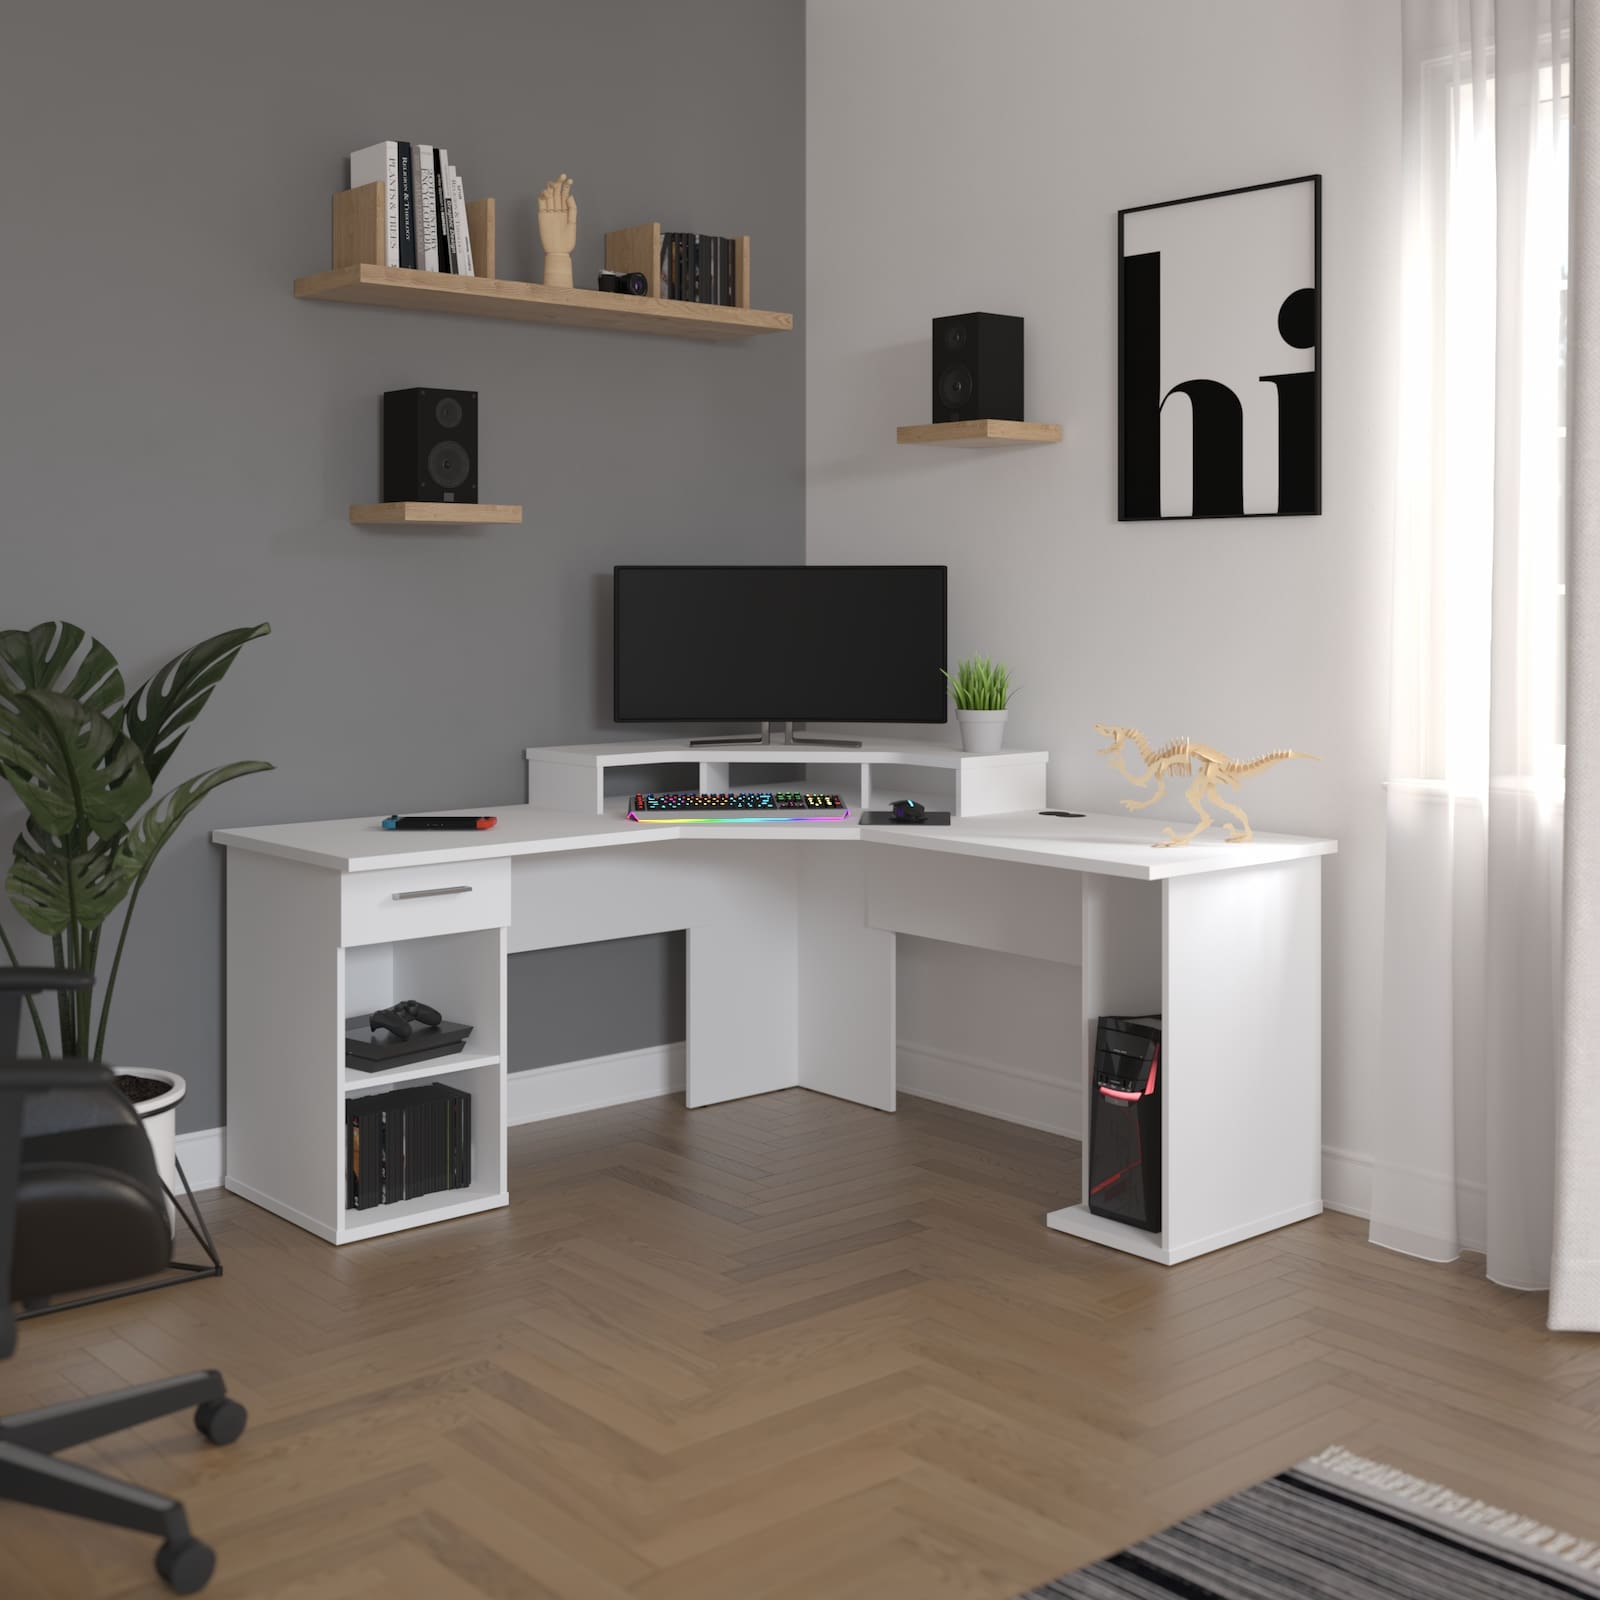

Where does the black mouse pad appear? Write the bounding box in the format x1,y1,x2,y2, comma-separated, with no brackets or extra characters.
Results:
859,810,951,826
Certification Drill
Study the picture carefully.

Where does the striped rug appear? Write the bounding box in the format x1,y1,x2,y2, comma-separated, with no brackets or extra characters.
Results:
1019,1448,1600,1598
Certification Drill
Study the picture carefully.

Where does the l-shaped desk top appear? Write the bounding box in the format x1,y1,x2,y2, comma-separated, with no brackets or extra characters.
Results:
214,804,1336,880
213,742,1337,1260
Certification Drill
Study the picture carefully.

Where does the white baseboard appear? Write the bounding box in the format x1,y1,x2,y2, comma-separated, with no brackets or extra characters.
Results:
175,1126,225,1193
896,1043,1401,1234
897,1039,1082,1139
507,1041,686,1125
1321,1144,1374,1221
181,1043,1437,1246
177,1042,687,1194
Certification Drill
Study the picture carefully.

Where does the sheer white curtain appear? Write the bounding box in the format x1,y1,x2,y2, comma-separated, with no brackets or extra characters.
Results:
1554,7,1600,1329
1372,0,1571,1300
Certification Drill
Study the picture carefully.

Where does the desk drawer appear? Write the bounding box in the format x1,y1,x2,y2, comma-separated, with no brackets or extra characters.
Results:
341,860,511,947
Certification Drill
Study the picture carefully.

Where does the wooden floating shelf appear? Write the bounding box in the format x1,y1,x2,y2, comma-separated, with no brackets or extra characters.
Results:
896,420,1063,447
298,264,793,340
307,186,790,341
303,190,786,341
349,502,524,526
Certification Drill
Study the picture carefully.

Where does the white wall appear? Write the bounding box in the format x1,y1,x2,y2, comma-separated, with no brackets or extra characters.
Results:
807,0,1400,1203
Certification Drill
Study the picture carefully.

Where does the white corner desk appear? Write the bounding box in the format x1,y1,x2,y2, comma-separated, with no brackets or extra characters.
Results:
214,739,1335,1262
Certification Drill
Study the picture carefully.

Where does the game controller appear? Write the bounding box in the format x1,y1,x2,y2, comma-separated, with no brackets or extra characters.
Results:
368,999,444,1041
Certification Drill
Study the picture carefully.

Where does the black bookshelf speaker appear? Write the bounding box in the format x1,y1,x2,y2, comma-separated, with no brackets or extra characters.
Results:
931,313,1024,423
382,387,478,503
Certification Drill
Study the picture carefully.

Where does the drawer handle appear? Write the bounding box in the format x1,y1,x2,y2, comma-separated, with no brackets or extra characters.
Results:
392,885,474,901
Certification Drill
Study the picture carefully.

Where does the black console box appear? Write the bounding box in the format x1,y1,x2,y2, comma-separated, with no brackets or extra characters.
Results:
344,1015,473,1072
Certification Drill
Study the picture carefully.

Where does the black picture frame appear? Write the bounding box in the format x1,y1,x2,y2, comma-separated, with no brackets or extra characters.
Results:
1117,174,1322,522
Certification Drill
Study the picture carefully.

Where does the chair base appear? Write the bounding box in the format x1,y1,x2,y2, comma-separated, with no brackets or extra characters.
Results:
0,1371,245,1594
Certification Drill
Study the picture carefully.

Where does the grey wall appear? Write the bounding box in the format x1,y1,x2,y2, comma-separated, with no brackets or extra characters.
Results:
1,0,805,1131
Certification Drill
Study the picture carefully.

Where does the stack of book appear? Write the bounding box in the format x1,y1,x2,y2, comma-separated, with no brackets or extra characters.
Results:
659,233,739,305
346,1081,472,1210
350,141,475,275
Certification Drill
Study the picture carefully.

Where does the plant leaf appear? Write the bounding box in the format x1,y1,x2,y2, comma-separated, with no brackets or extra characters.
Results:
123,624,271,783
120,760,275,878
0,689,151,838
0,622,125,716
6,824,138,936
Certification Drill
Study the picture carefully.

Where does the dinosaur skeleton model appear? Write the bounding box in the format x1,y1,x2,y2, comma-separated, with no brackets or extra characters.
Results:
1094,725,1316,847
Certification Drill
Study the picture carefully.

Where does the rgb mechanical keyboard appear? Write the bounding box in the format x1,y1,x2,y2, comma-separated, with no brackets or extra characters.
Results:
628,791,851,823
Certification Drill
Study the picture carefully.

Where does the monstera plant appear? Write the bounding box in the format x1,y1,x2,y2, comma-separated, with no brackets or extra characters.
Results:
0,622,272,1062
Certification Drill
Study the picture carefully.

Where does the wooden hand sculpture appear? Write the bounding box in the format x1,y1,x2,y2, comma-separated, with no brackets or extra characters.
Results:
537,173,577,288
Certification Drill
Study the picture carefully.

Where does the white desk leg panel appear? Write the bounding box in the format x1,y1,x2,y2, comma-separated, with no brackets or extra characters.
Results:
1048,857,1323,1263
683,843,802,1107
223,850,345,1241
797,847,895,1111
1162,857,1323,1258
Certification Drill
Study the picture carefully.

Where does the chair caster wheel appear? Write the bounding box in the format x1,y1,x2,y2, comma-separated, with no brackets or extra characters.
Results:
194,1396,247,1446
156,1537,215,1594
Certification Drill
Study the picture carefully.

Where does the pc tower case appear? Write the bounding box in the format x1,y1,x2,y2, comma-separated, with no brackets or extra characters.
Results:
1087,1014,1162,1232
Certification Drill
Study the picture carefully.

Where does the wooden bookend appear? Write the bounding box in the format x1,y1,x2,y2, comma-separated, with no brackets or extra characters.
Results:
331,185,494,277
603,224,752,305
465,197,495,280
604,223,663,297
333,182,385,269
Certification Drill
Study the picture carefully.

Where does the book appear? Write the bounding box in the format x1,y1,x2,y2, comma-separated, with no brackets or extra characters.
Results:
450,164,474,277
348,142,400,267
415,143,438,272
396,142,417,268
347,1081,472,1209
724,236,736,306
433,147,453,274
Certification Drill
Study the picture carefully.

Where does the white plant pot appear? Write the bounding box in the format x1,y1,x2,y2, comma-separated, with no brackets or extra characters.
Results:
955,708,1009,754
125,1068,186,1232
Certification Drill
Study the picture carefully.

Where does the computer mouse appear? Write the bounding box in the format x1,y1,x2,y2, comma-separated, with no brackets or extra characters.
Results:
890,798,927,823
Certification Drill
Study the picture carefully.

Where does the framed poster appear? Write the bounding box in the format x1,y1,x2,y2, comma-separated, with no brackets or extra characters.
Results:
1118,174,1321,520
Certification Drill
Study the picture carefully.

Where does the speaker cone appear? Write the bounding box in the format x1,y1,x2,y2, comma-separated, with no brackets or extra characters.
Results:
937,365,973,409
427,439,472,489
942,323,969,352
434,395,464,429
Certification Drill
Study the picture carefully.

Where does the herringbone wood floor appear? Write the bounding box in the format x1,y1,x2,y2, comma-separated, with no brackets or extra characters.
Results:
3,1089,1598,1600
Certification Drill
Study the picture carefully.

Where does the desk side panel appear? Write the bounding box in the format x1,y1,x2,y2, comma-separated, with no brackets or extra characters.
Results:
683,843,800,1106
224,850,344,1239
1162,857,1323,1257
797,847,895,1111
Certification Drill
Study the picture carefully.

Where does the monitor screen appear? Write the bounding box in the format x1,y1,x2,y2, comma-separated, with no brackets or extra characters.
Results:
613,565,948,725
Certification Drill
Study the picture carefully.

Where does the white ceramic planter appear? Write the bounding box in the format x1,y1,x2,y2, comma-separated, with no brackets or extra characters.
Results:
126,1068,186,1231
956,708,1009,754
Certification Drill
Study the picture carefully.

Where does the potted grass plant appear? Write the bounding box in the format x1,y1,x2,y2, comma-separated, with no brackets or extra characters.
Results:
0,622,271,1213
943,655,1015,754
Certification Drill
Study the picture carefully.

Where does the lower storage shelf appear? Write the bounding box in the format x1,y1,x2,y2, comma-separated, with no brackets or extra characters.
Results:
340,1180,508,1244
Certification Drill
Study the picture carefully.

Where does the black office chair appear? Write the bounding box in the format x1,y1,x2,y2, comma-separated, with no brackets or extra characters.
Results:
0,969,246,1595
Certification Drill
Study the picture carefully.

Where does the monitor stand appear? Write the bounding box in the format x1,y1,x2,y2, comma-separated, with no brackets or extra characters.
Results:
689,721,862,750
